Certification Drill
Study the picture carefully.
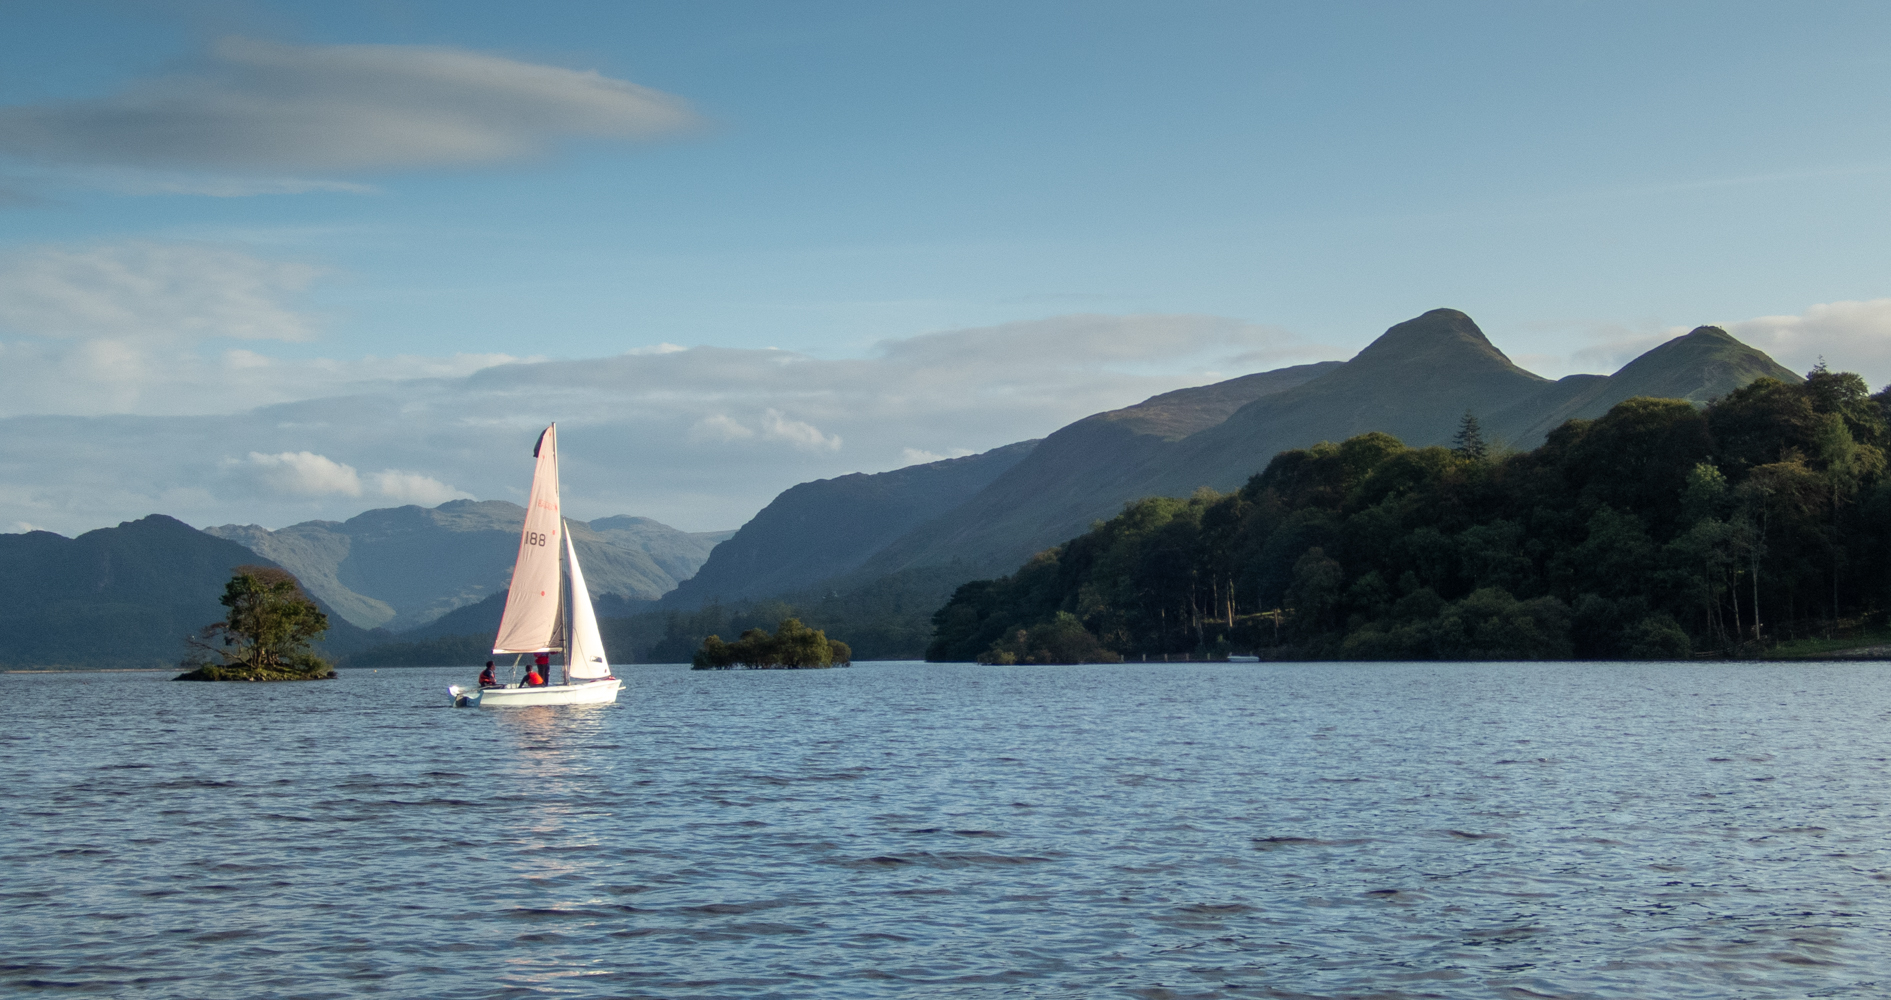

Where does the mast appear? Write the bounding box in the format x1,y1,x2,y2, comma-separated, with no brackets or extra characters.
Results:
562,522,573,685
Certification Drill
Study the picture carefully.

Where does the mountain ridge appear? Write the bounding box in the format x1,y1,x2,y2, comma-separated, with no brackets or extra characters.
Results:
850,310,1803,587
661,440,1039,609
0,514,379,669
848,360,1347,582
1493,325,1802,447
208,501,728,631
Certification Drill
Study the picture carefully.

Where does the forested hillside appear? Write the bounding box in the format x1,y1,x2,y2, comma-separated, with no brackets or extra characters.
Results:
867,312,1796,585
929,368,1891,662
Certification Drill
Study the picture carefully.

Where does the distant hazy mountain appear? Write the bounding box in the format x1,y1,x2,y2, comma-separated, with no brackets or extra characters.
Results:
207,500,730,631
0,514,378,669
661,441,1039,608
588,516,735,583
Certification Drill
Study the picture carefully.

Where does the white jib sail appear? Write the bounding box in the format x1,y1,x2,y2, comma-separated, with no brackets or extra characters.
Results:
493,424,565,654
563,529,612,679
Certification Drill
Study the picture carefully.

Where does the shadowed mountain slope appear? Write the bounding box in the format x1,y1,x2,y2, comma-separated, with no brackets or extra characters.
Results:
0,515,378,669
661,440,1040,608
1488,325,1803,448
209,500,725,631
1151,309,1552,497
856,310,1802,586
852,360,1344,581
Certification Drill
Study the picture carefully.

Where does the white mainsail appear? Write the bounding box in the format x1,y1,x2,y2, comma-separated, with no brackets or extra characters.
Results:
449,422,624,707
493,424,565,654
563,529,611,679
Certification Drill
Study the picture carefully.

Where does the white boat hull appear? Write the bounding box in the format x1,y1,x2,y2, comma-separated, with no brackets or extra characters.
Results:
449,677,621,708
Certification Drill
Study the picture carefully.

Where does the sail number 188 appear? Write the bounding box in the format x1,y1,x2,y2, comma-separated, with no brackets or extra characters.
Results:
524,531,551,547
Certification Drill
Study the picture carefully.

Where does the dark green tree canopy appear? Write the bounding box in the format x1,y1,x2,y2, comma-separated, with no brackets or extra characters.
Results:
929,370,1891,662
177,566,335,681
1453,411,1488,462
691,617,851,669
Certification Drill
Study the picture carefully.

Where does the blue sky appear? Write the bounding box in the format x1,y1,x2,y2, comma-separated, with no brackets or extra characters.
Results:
3,1,1890,534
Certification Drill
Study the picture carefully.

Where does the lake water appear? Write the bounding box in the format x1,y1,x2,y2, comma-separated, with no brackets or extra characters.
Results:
4,661,1888,999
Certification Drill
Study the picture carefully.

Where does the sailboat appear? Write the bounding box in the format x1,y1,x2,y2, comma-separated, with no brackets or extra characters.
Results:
448,424,623,708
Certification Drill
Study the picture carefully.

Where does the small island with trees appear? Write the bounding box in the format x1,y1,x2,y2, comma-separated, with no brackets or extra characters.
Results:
692,617,852,669
175,566,338,681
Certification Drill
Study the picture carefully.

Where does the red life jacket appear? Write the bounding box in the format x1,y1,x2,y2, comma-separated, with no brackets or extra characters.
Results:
524,669,544,686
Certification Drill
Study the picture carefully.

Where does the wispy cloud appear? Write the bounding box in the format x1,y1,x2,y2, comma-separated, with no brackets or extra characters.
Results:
0,240,516,416
1723,299,1891,389
1515,299,1891,390
240,451,363,497
0,241,321,343
760,409,841,451
371,470,473,506
0,37,698,193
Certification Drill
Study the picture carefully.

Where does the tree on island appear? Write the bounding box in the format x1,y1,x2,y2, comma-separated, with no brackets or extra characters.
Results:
175,566,337,681
977,611,1122,664
692,617,851,669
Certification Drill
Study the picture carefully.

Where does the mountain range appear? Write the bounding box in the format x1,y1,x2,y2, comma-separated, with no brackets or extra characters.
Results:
671,309,1802,611
1,308,1810,667
207,501,731,631
661,440,1038,607
0,515,380,669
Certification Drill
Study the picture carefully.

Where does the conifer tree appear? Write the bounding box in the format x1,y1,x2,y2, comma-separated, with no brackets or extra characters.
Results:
1453,410,1488,461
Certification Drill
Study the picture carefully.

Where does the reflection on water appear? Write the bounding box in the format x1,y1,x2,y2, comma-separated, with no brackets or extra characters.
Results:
4,661,1890,998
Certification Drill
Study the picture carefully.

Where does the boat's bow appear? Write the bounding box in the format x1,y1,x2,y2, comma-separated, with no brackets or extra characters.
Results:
448,684,483,708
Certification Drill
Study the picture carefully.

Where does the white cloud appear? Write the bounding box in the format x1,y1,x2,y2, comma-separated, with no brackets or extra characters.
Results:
0,37,697,183
372,470,472,506
688,413,756,443
1724,299,1891,390
760,409,842,451
244,451,362,497
900,447,976,465
1518,299,1891,390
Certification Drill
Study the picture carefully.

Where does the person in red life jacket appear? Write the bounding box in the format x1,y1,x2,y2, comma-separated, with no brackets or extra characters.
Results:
523,663,545,687
533,652,552,685
478,661,498,688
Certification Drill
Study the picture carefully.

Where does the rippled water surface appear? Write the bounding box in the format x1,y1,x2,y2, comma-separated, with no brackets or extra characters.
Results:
5,661,1890,998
